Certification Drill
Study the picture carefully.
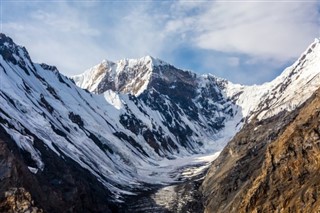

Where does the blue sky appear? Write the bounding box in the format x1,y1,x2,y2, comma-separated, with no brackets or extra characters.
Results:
1,0,320,84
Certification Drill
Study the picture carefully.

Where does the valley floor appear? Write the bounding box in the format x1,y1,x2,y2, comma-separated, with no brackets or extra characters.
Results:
119,152,220,212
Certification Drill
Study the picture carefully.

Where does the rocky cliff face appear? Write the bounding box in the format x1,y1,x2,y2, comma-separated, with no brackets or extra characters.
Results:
73,57,240,154
0,124,117,213
202,75,320,212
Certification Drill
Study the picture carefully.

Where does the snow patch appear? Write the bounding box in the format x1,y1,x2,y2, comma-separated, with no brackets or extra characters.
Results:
28,166,38,174
103,90,123,110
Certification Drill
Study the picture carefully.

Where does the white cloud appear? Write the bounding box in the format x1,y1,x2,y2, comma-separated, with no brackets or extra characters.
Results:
168,1,320,62
3,2,107,75
31,9,100,36
103,4,168,59
4,22,107,74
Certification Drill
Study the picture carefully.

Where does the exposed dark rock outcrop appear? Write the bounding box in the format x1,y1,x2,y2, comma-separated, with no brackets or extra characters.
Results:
0,125,118,213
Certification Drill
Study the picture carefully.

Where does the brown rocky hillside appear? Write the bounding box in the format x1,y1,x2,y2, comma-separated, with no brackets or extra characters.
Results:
202,88,320,213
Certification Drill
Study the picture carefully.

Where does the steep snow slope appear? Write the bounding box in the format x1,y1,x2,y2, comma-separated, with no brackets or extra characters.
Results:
72,56,246,156
0,34,144,197
0,34,240,201
74,57,246,147
226,38,320,121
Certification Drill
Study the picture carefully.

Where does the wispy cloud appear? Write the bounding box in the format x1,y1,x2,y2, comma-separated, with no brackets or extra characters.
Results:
167,1,319,61
100,3,169,59
30,9,100,36
163,1,320,84
3,2,107,74
2,1,319,84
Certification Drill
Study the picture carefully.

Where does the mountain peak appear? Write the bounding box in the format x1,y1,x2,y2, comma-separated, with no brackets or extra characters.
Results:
0,33,15,45
115,55,168,69
99,55,167,69
0,33,26,55
72,55,170,96
139,55,168,67
0,34,34,75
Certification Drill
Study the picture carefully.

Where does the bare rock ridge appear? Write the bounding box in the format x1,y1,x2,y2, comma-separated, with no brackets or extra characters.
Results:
1,31,320,213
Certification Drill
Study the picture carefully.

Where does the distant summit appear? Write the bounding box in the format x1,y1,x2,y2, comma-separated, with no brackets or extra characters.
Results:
72,55,168,96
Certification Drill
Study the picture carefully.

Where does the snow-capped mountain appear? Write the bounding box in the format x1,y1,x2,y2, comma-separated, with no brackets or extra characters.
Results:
0,33,239,205
72,56,167,96
73,37,320,131
72,55,245,150
1,32,320,212
226,38,320,121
